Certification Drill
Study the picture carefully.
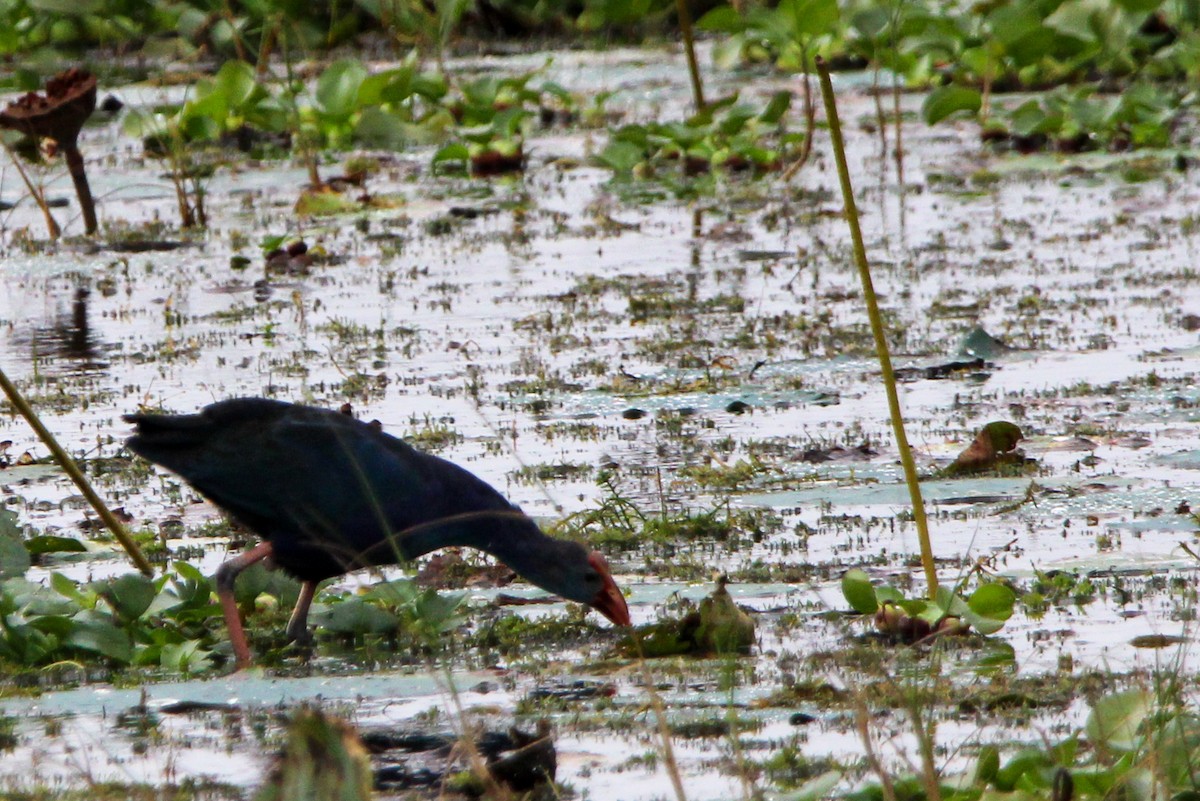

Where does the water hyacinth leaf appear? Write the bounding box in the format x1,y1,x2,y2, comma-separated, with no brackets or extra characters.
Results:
160,639,213,673
410,589,466,637
922,86,982,125
25,535,87,555
577,0,653,29
358,67,413,106
432,142,470,167
363,578,418,607
0,622,56,664
67,615,133,662
29,0,102,12
874,585,904,605
1070,763,1130,799
411,73,448,102
174,561,206,584
168,561,213,608
851,5,890,38
1044,1,1103,43
1010,99,1055,136
317,59,368,119
597,140,644,175
234,562,300,606
0,510,30,579
914,598,947,625
1085,690,1151,751
780,0,839,38
841,568,878,614
968,583,1016,620
212,60,257,110
104,573,158,622
930,586,963,620
717,105,757,137
987,4,1048,53
13,580,77,616
974,744,1001,784
29,614,73,639
316,598,399,635
696,5,745,32
355,108,414,150
50,572,87,605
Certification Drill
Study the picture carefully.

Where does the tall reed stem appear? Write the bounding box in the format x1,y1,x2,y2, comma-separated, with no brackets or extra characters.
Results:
0,367,153,576
814,57,937,597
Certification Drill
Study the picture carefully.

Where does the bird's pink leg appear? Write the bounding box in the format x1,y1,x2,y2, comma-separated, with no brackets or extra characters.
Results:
215,541,274,670
286,580,318,643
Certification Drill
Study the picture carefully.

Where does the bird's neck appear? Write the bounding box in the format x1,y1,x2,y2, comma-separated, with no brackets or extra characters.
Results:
398,509,545,566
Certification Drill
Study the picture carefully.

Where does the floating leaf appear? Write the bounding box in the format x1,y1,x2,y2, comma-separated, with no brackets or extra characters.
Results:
964,582,1016,635
841,568,878,614
25,535,87,555
968,583,1016,619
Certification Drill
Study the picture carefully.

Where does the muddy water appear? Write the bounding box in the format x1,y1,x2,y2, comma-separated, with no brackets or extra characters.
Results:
2,45,1200,798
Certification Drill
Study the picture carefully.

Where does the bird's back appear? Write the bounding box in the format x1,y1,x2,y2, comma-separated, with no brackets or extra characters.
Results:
126,398,526,581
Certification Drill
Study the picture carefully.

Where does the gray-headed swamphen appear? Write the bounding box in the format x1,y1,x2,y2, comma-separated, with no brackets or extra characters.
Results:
125,398,630,668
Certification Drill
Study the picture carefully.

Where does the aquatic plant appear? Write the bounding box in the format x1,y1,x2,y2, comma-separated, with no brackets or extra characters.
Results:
597,92,797,179
0,68,100,235
842,567,1016,641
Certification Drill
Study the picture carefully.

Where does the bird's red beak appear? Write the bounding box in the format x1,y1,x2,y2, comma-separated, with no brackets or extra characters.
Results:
587,551,631,626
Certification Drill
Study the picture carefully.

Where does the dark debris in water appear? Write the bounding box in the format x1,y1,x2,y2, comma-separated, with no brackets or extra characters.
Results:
365,722,556,794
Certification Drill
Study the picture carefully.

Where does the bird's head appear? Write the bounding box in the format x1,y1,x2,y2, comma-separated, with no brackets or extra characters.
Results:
582,550,631,627
516,538,630,626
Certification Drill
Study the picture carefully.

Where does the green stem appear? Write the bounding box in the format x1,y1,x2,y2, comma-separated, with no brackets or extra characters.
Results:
0,367,153,576
675,0,706,113
814,58,937,598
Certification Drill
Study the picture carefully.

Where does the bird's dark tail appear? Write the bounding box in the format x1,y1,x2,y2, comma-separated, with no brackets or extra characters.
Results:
124,411,213,455
125,398,292,472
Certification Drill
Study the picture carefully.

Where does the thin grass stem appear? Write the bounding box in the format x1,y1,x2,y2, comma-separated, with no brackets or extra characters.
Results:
4,145,60,239
633,631,690,801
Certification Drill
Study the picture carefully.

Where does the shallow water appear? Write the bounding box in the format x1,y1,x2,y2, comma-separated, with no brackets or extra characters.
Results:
3,43,1200,799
